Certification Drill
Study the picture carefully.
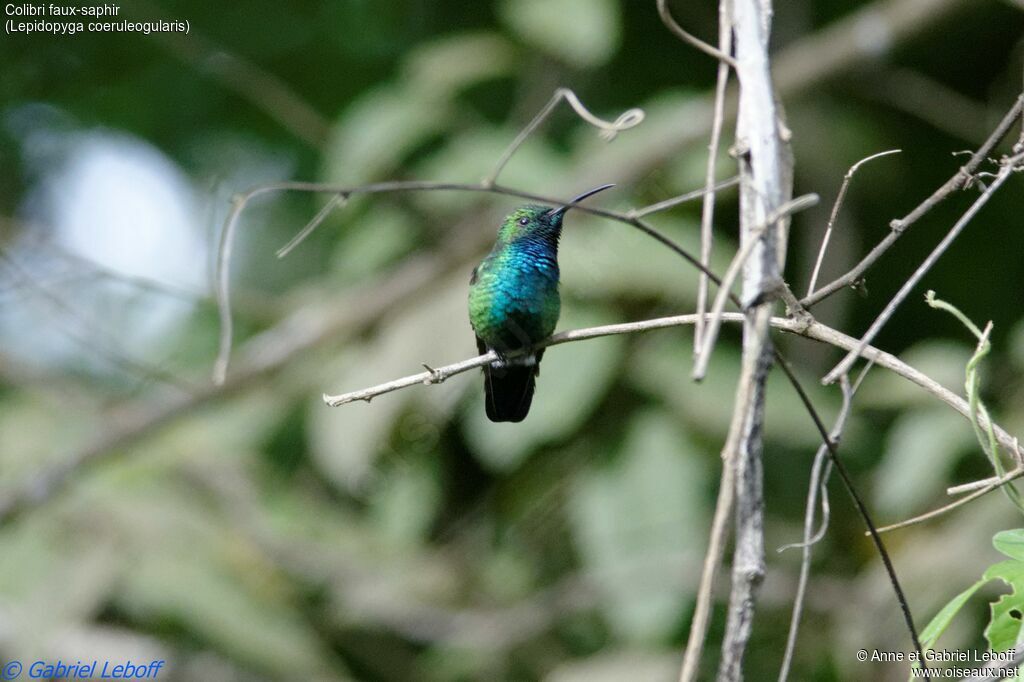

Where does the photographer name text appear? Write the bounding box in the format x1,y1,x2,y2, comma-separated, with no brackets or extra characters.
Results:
0,659,165,680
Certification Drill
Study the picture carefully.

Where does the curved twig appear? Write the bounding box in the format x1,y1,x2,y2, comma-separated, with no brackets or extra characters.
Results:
484,88,644,187
656,0,738,68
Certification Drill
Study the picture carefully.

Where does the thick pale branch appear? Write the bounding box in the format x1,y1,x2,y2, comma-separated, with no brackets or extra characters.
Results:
713,0,793,676
322,313,1019,493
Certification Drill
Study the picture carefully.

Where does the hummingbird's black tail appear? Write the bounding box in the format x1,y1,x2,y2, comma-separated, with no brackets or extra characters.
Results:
477,338,542,422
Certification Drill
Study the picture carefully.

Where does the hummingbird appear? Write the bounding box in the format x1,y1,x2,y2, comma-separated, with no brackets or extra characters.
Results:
468,184,615,422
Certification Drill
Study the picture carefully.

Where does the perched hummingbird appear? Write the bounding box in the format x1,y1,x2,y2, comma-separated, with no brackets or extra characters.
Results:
468,184,614,422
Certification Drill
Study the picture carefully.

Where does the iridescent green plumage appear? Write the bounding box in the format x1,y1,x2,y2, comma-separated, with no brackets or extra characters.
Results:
468,185,613,422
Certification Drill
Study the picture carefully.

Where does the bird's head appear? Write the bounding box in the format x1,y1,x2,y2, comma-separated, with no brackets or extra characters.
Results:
496,184,614,244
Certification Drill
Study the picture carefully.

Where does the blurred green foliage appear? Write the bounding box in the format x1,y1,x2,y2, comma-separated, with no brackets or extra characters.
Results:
1,1,1024,681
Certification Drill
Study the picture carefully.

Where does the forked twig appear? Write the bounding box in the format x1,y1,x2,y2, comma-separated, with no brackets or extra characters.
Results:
275,192,349,259
802,95,1023,309
805,149,901,297
876,466,1024,534
823,150,1024,384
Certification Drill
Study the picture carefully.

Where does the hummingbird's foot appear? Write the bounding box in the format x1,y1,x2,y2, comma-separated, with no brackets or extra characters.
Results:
490,350,536,369
490,349,510,369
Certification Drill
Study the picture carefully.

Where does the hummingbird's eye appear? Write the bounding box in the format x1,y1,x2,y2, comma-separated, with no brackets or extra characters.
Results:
518,217,529,226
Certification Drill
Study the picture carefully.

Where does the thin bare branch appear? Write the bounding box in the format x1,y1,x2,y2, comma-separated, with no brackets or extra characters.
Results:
947,476,1002,495
680,457,736,682
778,371,861,682
322,313,1019,458
276,192,349,259
799,320,1018,453
876,465,1024,534
695,0,735,355
774,353,928,670
630,176,740,219
805,149,901,297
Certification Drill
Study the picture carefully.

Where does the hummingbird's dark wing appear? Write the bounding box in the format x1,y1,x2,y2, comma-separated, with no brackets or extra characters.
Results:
476,335,539,423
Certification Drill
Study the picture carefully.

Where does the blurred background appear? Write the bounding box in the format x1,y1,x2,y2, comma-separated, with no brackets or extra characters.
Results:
2,1,1024,680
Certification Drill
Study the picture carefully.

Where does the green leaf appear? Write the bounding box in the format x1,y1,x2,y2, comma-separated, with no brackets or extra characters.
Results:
918,532,1024,656
410,127,568,214
919,579,986,651
560,213,716,302
873,408,973,517
983,559,1024,651
403,33,514,98
368,455,442,548
500,0,621,67
567,411,707,642
310,272,473,490
323,86,447,185
547,651,681,682
630,334,844,448
858,341,973,410
995,530,1024,562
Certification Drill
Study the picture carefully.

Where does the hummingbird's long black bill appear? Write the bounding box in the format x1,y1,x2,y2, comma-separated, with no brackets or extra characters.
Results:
545,183,615,218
